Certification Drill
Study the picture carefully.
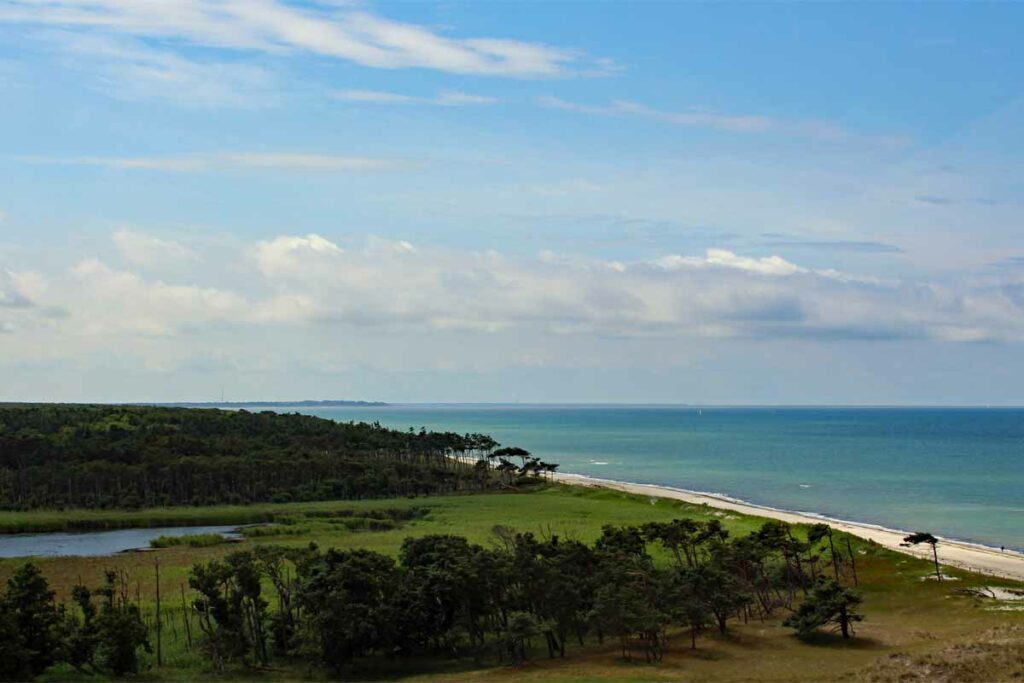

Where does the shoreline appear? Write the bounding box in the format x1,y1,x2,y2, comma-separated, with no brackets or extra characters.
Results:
552,471,1024,582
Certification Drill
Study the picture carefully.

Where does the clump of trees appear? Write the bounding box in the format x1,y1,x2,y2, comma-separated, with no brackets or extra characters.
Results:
0,565,150,682
181,518,866,674
0,405,550,510
783,578,863,639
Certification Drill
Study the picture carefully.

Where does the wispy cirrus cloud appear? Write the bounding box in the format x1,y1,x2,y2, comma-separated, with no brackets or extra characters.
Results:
538,96,773,133
50,32,276,108
21,153,422,173
538,96,910,146
1,0,600,77
915,194,1001,207
759,234,905,254
335,89,499,107
988,256,1024,269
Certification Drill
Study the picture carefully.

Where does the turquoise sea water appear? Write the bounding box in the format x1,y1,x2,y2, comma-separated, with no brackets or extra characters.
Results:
256,405,1023,552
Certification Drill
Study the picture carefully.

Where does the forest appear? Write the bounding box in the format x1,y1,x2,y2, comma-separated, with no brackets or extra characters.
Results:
0,405,543,510
0,517,863,681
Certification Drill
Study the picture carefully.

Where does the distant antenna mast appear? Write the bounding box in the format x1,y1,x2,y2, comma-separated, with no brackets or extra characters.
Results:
220,388,225,403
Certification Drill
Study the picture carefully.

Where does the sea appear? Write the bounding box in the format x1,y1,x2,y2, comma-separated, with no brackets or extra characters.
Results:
247,405,1024,552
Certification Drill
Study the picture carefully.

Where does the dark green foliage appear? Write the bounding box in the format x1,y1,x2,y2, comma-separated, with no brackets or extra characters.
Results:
501,612,542,665
91,572,151,675
590,555,668,662
65,585,99,672
663,569,712,649
189,552,270,670
396,535,490,653
0,565,148,681
295,548,399,671
0,563,63,679
0,597,35,682
784,578,864,639
0,405,521,509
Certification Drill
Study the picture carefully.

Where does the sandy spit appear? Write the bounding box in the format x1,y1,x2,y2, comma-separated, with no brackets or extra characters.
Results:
552,471,1024,582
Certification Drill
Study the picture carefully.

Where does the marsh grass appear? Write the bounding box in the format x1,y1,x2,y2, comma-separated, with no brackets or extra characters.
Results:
149,533,234,548
0,501,431,534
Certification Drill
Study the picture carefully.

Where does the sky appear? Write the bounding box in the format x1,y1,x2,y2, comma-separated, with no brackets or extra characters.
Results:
1,1,1023,405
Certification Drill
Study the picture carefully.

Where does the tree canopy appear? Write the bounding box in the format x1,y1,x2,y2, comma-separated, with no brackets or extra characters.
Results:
0,405,527,509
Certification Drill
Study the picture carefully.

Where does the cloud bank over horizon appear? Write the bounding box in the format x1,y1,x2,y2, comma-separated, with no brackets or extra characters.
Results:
2,229,1023,403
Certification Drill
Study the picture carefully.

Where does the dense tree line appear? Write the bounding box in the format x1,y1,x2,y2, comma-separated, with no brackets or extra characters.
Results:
0,405,546,510
0,517,864,680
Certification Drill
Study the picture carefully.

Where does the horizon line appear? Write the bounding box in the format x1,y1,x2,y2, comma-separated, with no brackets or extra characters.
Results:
3,400,1023,409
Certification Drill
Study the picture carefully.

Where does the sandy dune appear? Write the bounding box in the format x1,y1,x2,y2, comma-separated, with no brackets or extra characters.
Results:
553,472,1024,582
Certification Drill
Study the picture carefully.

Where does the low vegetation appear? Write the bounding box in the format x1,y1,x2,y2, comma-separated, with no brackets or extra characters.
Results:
149,533,234,549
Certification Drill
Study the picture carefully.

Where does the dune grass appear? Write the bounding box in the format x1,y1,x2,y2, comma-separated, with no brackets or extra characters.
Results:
0,484,1020,681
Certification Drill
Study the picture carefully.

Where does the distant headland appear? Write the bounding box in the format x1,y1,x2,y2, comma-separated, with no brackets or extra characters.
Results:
148,400,389,408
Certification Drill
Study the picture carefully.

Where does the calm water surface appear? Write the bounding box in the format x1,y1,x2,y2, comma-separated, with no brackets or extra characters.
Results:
269,405,1024,551
0,525,241,558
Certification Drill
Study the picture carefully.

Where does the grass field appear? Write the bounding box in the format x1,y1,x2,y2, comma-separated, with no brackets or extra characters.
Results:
2,484,1022,681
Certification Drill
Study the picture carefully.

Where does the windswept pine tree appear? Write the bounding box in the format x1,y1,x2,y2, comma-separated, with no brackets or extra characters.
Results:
903,531,943,581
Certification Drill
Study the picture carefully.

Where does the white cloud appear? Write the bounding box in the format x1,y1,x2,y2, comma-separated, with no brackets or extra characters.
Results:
656,249,806,276
4,233,1023,381
23,153,420,173
67,258,250,336
3,1,597,77
254,233,345,278
114,230,198,268
0,269,36,308
50,32,275,107
336,89,499,106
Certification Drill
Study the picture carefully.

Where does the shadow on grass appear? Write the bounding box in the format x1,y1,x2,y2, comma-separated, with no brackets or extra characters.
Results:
795,632,886,650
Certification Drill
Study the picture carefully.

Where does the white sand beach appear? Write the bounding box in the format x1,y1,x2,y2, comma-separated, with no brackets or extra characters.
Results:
553,471,1024,582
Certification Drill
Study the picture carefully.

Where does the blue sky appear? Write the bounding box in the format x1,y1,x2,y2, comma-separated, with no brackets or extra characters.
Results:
1,1,1023,404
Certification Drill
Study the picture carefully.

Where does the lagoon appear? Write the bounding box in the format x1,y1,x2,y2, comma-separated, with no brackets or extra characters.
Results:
0,525,241,558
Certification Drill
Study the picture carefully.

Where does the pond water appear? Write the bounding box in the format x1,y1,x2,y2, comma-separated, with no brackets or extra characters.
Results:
0,525,242,558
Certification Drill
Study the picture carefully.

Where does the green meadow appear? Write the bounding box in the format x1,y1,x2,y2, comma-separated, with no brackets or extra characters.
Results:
2,484,1021,682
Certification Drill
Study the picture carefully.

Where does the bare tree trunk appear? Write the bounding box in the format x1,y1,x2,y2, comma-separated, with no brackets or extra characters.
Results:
845,537,859,586
154,559,163,667
180,584,193,650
